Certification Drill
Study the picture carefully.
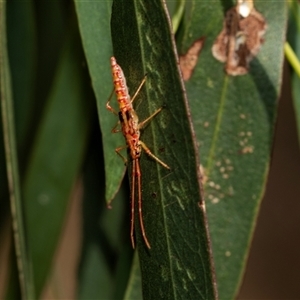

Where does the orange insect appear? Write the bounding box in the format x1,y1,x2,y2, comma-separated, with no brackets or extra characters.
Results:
106,56,170,249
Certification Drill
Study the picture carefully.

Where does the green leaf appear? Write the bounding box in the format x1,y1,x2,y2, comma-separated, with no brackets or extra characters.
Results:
78,243,112,300
166,0,185,33
0,1,35,298
33,0,66,113
285,42,300,78
0,119,9,222
111,0,217,298
287,0,300,144
6,0,36,155
74,0,126,204
23,31,93,296
0,91,9,225
178,2,287,298
124,251,143,300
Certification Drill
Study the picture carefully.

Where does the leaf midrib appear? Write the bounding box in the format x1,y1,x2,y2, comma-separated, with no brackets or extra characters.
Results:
205,75,229,179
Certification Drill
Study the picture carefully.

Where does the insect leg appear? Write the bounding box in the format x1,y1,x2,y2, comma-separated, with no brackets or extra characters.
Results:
106,87,118,115
136,159,151,249
138,107,163,129
115,145,128,165
111,120,121,133
130,75,147,104
131,159,136,249
139,141,170,170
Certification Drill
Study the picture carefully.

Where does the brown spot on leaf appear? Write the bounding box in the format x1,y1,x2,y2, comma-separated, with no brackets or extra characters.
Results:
179,37,205,81
212,3,266,76
159,147,166,153
151,192,157,199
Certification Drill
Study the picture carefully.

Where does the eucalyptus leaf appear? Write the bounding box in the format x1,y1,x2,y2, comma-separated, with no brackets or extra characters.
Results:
0,1,35,298
124,251,143,300
74,0,126,204
111,0,217,298
178,1,287,298
23,32,93,296
6,0,36,158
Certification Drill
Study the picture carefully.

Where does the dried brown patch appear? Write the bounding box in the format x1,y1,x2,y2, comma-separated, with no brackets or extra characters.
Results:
179,37,205,81
212,4,266,76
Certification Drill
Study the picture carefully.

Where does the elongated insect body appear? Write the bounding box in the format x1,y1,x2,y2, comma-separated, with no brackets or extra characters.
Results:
110,56,133,113
107,56,170,249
